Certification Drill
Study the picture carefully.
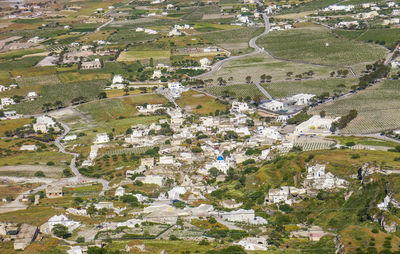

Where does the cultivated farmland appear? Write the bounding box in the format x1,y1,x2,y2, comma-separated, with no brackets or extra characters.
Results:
118,50,170,61
201,53,339,82
257,26,387,66
311,80,400,134
261,78,356,98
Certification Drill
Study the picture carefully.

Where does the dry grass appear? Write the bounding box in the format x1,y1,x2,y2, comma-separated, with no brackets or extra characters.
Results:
0,118,32,136
176,90,228,115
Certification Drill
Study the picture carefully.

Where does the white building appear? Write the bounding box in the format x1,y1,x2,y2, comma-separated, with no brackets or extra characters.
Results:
1,97,15,106
260,100,284,112
236,237,268,251
33,116,56,133
20,145,37,151
64,135,77,141
305,164,348,189
294,115,338,136
135,175,165,186
214,209,268,225
167,186,186,200
94,133,110,144
115,186,126,197
45,215,80,233
324,4,354,12
199,57,211,67
289,93,315,105
159,156,174,165
231,101,249,114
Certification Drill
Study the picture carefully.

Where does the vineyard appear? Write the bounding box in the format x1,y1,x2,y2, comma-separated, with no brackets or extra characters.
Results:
262,78,356,98
104,146,153,156
16,74,61,87
312,80,400,134
257,26,387,66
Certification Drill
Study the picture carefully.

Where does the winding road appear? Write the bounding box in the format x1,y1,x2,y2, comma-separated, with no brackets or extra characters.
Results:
55,119,109,195
195,13,271,79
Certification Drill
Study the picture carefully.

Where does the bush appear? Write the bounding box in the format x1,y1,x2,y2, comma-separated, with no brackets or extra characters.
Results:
346,142,356,146
34,171,45,177
371,228,379,233
76,236,85,243
351,154,360,159
63,168,73,177
46,161,55,166
52,224,70,239
169,235,178,240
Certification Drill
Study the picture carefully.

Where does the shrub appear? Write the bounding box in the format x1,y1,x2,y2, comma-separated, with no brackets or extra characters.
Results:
34,171,45,177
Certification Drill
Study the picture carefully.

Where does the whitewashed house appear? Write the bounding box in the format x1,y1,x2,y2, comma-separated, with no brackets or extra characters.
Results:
94,133,110,144
33,116,56,133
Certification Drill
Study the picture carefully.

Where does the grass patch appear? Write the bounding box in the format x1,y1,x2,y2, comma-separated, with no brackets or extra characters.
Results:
0,118,32,136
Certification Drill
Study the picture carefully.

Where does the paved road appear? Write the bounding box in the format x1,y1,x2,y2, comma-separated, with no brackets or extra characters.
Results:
96,18,114,32
0,184,47,214
195,13,271,79
55,120,110,195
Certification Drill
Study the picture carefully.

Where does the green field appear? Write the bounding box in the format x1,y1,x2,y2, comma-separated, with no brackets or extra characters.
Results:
312,80,400,134
258,26,387,66
334,28,400,49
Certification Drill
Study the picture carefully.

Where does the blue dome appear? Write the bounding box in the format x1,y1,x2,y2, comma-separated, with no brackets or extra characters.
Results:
217,156,224,161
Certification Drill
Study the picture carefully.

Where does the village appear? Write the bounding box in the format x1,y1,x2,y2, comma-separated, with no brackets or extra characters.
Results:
0,0,399,253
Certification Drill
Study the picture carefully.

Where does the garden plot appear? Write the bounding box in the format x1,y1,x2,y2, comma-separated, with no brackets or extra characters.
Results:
312,80,400,134
257,26,387,66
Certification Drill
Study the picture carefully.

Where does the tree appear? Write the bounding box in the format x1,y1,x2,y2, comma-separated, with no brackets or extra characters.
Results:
254,95,262,105
62,168,72,177
42,103,52,112
217,77,226,86
76,236,85,243
52,224,69,238
260,74,267,83
34,171,45,177
123,86,129,95
209,167,220,178
98,92,107,99
286,71,293,79
87,204,97,216
330,71,335,77
54,100,64,109
245,75,252,84
265,75,272,82
319,110,326,118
